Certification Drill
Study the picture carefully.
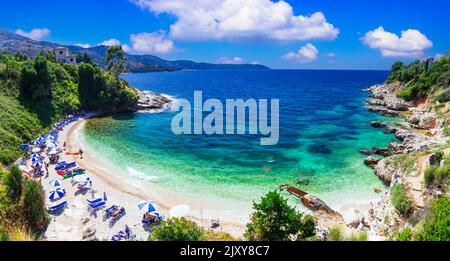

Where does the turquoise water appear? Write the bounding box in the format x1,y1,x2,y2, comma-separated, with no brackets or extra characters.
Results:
83,70,400,207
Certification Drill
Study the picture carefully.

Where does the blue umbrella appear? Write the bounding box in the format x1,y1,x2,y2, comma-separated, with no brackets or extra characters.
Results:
49,188,66,201
138,201,159,213
32,161,43,168
49,180,62,187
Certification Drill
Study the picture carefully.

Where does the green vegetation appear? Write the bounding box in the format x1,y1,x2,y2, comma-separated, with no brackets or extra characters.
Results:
424,153,450,189
327,226,368,241
149,217,205,241
390,184,412,216
244,191,315,241
416,197,450,241
395,228,413,241
0,166,48,240
0,48,138,165
386,54,450,101
105,45,126,76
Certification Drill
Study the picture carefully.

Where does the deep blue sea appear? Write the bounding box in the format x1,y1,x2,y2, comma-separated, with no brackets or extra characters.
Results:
83,70,399,208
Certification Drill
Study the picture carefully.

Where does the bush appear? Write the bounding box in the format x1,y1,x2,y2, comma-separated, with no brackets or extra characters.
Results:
395,228,413,241
244,191,316,241
22,180,48,232
425,165,439,187
391,184,412,216
417,197,450,241
2,165,22,202
425,164,450,188
149,217,205,241
328,226,344,241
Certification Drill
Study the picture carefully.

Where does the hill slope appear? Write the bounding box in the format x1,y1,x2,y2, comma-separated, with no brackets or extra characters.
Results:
0,30,270,72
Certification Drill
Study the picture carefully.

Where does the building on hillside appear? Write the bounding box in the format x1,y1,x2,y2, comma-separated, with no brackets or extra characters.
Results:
54,47,77,65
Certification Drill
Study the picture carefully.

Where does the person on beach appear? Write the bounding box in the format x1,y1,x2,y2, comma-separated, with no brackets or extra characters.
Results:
63,142,66,151
79,149,83,159
45,162,49,178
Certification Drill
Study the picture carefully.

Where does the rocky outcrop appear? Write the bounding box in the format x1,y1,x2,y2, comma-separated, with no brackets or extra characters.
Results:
135,89,173,112
364,156,380,168
365,84,408,112
373,158,399,185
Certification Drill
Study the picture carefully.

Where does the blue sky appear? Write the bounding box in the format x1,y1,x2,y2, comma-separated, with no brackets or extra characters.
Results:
0,0,449,69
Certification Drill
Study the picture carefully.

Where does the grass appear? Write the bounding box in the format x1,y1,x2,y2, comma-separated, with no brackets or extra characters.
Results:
391,184,412,216
327,226,368,241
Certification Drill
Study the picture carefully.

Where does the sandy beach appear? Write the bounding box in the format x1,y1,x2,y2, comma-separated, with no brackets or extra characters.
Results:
41,117,248,241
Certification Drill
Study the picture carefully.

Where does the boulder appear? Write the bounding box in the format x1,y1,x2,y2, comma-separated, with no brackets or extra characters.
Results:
370,121,387,128
418,113,437,129
371,147,392,157
359,149,372,156
364,156,380,168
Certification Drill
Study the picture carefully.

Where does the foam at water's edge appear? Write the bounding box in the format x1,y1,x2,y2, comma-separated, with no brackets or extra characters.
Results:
127,166,158,182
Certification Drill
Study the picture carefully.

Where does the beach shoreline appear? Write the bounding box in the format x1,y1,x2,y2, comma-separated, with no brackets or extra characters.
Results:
52,117,248,239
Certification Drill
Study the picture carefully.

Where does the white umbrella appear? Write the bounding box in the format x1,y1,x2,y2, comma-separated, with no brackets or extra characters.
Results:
169,205,190,218
18,165,27,171
32,161,43,168
32,147,41,153
74,175,91,183
48,149,58,155
138,201,159,213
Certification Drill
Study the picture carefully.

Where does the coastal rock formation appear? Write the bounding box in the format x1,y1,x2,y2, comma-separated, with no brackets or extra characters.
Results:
135,89,173,112
373,158,399,185
364,156,380,168
365,84,408,112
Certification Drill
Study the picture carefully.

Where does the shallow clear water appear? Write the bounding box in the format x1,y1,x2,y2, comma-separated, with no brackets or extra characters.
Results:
83,70,399,207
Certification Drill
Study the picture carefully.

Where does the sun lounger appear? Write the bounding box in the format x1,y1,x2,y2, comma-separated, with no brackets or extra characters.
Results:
55,162,76,171
105,205,126,218
62,169,86,179
48,201,68,214
88,201,106,210
77,182,90,191
142,212,163,225
112,225,135,241
86,198,103,205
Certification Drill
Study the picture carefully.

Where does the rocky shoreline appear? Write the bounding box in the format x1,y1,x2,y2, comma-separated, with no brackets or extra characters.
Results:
361,84,449,237
135,89,174,112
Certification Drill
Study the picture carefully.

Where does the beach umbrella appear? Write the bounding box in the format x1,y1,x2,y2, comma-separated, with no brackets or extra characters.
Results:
49,180,62,187
169,205,190,218
74,175,90,183
49,188,66,201
138,201,159,213
32,147,41,153
48,149,58,155
32,161,43,168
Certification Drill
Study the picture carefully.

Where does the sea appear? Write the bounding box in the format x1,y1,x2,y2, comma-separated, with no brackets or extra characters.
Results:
82,70,401,210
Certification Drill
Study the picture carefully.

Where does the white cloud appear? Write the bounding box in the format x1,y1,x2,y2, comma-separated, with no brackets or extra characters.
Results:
282,43,318,63
362,26,432,58
130,0,339,42
98,39,122,46
216,56,259,64
74,43,91,48
15,28,51,41
324,52,336,57
127,32,176,54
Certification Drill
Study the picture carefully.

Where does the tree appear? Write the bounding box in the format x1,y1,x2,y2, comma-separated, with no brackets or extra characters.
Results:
105,45,126,76
149,217,205,241
244,191,316,241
